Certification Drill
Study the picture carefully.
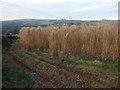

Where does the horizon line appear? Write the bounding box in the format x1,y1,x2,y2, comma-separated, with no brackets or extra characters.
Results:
0,18,118,21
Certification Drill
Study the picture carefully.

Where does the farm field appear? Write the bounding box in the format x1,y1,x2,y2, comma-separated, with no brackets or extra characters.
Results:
1,0,119,88
2,23,118,88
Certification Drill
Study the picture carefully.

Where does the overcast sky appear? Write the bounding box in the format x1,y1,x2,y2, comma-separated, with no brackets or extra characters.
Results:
0,0,119,20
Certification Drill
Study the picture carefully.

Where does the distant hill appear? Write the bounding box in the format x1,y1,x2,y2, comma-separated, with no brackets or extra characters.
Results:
1,19,116,34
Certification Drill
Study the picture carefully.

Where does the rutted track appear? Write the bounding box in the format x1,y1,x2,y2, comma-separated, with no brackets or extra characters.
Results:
8,51,71,88
4,52,57,88
4,42,71,88
23,51,116,88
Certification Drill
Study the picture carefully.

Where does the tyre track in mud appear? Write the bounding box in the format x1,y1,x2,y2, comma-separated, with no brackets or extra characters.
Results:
23,51,116,88
4,51,56,88
8,52,69,88
4,43,57,88
4,42,70,88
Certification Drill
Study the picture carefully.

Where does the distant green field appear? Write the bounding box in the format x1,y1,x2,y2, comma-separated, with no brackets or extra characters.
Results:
2,19,116,34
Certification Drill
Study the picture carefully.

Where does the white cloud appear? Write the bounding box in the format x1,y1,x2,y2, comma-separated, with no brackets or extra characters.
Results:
1,0,119,5
0,0,119,20
72,5,102,12
1,0,119,8
1,0,20,3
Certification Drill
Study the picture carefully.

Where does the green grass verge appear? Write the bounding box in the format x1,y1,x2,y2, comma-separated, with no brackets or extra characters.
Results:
3,57,34,88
